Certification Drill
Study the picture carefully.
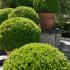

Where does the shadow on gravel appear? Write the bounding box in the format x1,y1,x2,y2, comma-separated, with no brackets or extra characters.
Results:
57,42,70,61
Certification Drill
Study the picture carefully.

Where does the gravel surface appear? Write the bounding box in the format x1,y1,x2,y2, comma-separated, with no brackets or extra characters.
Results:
0,67,2,70
57,37,70,61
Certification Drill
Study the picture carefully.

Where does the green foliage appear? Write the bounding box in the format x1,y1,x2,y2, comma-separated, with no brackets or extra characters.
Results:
8,6,39,24
6,0,33,8
3,43,70,70
55,15,70,31
0,8,14,24
58,0,70,13
33,0,59,13
63,22,70,31
0,17,41,51
56,22,70,31
0,0,9,8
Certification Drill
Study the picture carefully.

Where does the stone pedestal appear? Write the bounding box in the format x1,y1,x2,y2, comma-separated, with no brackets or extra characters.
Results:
40,28,61,46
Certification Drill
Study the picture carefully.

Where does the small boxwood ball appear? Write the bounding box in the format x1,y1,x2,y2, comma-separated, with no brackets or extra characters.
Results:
3,43,70,70
0,17,41,51
0,8,14,24
8,6,39,24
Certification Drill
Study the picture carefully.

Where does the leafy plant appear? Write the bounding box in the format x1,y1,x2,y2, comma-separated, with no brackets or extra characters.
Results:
3,43,70,70
8,6,39,24
0,0,9,8
58,0,70,13
33,0,59,13
55,14,70,31
0,17,41,51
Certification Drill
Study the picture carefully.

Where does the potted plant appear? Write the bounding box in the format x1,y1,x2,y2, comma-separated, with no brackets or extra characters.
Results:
33,0,59,30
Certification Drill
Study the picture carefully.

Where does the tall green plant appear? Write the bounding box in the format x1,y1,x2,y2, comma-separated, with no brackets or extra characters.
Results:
58,0,70,13
0,0,9,8
33,0,70,13
33,0,59,13
56,0,70,30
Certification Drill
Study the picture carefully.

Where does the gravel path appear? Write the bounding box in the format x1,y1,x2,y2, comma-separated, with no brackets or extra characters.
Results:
0,67,2,70
57,37,70,61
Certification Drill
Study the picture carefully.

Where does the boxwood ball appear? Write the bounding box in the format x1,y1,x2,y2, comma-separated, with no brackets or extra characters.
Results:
8,6,39,24
0,17,41,51
3,43,70,70
0,8,14,24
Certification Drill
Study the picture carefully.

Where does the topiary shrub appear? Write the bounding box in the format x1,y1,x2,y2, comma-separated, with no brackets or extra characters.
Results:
6,0,33,8
3,43,70,70
8,6,39,24
0,8,14,24
0,17,41,51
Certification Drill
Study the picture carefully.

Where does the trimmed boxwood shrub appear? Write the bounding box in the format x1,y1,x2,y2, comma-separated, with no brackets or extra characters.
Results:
8,6,39,24
6,0,33,8
0,8,14,24
0,17,41,51
3,43,70,70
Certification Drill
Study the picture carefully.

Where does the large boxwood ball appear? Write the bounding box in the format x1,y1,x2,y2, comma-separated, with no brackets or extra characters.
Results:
0,8,14,24
3,43,70,70
8,6,39,24
0,17,41,51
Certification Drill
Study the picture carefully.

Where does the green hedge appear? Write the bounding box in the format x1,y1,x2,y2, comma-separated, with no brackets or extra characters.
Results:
0,8,14,24
0,17,41,51
8,6,39,24
3,43,70,70
6,0,33,8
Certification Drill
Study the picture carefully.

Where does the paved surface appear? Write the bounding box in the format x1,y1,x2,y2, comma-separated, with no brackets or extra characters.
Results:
0,67,2,70
57,37,70,61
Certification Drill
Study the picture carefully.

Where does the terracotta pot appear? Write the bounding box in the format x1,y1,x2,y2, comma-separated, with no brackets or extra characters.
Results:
38,13,55,30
